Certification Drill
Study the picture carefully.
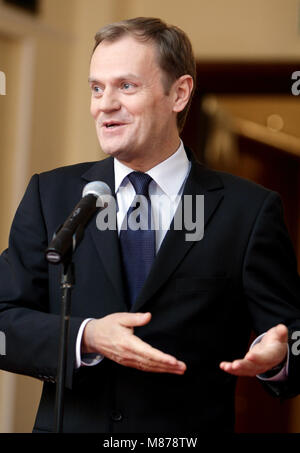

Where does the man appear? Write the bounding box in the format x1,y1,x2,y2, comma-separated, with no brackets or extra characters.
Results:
0,17,299,433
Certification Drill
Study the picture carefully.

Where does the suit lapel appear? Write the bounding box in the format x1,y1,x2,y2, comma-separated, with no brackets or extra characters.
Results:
81,157,126,306
132,159,224,312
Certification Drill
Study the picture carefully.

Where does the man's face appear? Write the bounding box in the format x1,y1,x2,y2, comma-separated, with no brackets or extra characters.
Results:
89,35,179,167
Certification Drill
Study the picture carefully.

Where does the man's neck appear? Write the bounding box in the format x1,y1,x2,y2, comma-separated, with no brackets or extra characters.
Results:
116,138,181,173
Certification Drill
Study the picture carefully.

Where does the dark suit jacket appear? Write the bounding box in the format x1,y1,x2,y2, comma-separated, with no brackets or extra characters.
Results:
0,153,300,433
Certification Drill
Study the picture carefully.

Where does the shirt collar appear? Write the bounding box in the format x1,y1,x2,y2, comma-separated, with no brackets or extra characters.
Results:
114,140,190,197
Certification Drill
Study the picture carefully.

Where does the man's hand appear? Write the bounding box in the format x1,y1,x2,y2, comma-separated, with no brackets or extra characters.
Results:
219,324,288,377
82,312,186,375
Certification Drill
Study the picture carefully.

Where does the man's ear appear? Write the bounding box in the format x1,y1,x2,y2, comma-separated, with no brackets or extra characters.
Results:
172,75,194,113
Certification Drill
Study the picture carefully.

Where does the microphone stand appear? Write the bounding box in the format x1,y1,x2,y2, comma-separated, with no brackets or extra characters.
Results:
54,252,75,433
45,187,108,432
46,222,85,433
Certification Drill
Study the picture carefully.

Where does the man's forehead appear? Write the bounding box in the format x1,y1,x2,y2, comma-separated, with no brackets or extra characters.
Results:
88,73,140,84
91,35,157,65
90,36,161,79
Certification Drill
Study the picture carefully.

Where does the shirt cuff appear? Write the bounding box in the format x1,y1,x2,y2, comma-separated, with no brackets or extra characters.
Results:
250,332,289,382
75,318,104,368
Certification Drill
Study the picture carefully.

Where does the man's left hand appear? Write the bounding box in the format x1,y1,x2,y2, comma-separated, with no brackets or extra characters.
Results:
219,324,288,376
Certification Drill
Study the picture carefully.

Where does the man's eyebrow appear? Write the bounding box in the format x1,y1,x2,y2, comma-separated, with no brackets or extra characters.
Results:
88,77,99,84
88,74,140,84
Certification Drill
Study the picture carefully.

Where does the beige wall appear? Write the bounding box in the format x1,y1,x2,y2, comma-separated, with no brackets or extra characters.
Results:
123,0,300,59
0,35,20,245
0,0,299,432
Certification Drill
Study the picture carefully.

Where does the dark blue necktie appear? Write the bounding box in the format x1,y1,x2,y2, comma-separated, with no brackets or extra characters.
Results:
119,172,155,306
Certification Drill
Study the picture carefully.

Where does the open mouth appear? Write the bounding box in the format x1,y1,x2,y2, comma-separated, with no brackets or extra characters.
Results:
103,122,125,129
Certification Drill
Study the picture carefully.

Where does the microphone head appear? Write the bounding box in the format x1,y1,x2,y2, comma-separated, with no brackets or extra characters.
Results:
82,181,111,198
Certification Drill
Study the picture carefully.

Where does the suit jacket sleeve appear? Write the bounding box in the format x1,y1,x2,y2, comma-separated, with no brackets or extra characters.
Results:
0,174,85,389
243,191,300,398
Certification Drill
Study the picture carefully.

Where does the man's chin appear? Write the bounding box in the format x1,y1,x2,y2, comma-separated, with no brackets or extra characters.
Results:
100,145,128,160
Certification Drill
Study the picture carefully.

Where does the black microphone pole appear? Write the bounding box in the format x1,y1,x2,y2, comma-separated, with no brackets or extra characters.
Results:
54,253,74,433
45,181,111,433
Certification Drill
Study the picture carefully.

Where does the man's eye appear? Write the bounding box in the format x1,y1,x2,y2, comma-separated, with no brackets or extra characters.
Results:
122,82,134,90
92,86,102,95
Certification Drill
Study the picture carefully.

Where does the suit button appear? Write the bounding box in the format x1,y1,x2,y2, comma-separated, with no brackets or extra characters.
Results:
110,410,123,422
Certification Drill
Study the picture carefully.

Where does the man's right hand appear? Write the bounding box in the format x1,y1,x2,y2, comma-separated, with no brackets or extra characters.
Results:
81,312,186,375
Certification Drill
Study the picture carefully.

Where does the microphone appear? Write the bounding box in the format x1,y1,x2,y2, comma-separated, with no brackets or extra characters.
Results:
45,181,111,264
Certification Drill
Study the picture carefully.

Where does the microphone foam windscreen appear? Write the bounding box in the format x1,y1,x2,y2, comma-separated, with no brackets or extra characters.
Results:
82,181,111,198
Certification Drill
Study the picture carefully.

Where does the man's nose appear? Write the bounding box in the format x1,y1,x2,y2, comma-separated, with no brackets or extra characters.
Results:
98,87,121,112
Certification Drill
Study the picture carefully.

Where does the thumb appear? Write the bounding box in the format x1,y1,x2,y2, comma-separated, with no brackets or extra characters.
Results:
274,323,288,343
120,312,152,328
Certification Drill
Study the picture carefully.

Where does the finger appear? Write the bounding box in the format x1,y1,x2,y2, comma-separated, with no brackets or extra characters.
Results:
138,354,187,373
111,347,186,374
119,312,152,328
123,359,186,374
129,334,182,366
219,359,261,376
118,335,187,373
120,348,187,372
274,324,288,343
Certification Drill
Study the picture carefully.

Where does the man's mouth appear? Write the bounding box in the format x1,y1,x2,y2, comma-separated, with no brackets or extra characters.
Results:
102,121,126,129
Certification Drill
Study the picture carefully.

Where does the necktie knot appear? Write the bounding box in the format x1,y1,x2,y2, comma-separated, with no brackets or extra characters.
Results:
127,172,152,197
